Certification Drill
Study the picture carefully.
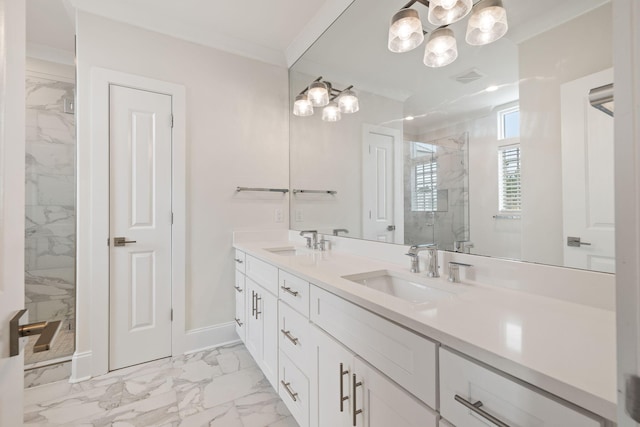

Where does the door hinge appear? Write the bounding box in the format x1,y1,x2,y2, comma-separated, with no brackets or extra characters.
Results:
171,212,174,225
170,115,174,128
107,237,110,246
171,308,173,322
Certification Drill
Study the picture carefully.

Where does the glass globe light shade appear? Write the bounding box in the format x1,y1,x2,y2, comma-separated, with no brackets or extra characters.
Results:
293,94,314,117
308,81,330,107
388,9,424,53
465,0,508,46
423,27,458,68
428,0,472,26
338,90,359,114
322,102,341,122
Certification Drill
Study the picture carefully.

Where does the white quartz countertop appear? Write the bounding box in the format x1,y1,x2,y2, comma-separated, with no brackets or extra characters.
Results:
233,241,617,422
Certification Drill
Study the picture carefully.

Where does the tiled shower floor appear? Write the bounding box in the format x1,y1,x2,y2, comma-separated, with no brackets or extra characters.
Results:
23,342,297,426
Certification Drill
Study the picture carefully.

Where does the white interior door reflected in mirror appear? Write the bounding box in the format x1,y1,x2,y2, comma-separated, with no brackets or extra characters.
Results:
362,125,404,243
561,68,615,273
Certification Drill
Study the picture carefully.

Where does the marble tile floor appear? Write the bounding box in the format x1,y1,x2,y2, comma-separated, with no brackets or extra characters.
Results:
24,342,298,427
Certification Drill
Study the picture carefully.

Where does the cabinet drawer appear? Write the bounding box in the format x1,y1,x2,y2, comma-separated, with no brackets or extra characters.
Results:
310,285,437,408
279,300,311,372
246,255,278,295
280,351,310,427
440,348,604,427
234,250,245,273
279,270,310,317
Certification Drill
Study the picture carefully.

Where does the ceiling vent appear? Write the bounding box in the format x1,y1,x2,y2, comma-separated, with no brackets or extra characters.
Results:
452,68,485,84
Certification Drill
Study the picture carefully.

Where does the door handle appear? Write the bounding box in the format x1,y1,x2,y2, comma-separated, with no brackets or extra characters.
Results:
387,225,396,231
567,236,591,247
9,309,61,357
113,237,137,247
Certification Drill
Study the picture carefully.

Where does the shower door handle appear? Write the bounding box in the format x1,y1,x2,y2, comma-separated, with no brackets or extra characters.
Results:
9,309,61,357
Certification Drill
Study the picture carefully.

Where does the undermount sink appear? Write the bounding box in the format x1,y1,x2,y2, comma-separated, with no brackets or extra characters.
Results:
265,246,308,256
342,270,461,304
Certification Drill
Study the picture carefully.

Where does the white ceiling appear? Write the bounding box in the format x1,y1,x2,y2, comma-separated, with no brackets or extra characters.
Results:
26,0,345,66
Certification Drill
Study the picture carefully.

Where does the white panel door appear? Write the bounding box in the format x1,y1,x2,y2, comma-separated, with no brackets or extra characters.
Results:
561,69,615,273
109,85,173,370
362,125,403,243
0,0,26,424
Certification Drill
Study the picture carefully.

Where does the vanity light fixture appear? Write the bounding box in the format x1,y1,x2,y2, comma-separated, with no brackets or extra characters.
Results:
387,0,508,68
293,76,360,122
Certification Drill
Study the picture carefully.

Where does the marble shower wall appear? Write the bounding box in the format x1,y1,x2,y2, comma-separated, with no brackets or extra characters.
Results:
25,73,76,329
404,132,469,249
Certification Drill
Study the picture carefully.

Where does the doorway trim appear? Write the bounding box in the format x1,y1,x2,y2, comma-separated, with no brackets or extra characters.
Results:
73,68,186,380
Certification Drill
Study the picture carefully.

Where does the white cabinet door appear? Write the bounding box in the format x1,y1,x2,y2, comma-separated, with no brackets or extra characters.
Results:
262,288,279,389
245,278,263,364
354,358,438,427
244,277,278,389
311,326,354,427
234,271,246,342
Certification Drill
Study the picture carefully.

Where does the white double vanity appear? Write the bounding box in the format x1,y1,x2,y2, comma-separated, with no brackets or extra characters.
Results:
232,231,616,427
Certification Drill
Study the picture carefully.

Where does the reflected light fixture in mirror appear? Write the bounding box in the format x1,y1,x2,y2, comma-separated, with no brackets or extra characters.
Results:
388,8,425,53
387,0,508,67
465,0,508,46
322,102,341,122
428,0,472,26
292,77,360,122
308,81,330,107
293,94,314,116
338,89,360,113
424,27,458,68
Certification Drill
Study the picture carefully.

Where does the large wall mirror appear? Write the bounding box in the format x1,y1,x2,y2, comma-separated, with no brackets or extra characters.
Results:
289,0,614,273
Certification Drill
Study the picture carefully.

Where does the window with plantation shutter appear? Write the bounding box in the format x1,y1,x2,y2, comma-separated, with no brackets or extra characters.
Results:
413,161,437,212
498,145,521,211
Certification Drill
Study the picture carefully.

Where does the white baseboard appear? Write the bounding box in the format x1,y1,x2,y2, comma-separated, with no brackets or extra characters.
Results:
184,321,239,354
69,350,92,383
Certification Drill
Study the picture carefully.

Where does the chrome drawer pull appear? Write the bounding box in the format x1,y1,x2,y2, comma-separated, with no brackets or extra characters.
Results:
255,295,261,319
352,373,363,426
339,363,349,412
281,380,298,402
280,285,299,297
281,329,299,345
251,291,256,317
454,395,510,427
235,258,243,263
234,285,243,293
235,318,243,327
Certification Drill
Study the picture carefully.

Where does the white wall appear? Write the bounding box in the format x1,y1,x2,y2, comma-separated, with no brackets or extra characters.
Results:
289,71,403,238
75,12,289,366
518,4,613,266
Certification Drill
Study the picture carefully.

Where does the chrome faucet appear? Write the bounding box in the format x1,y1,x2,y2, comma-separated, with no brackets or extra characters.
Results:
406,243,438,275
299,230,318,249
